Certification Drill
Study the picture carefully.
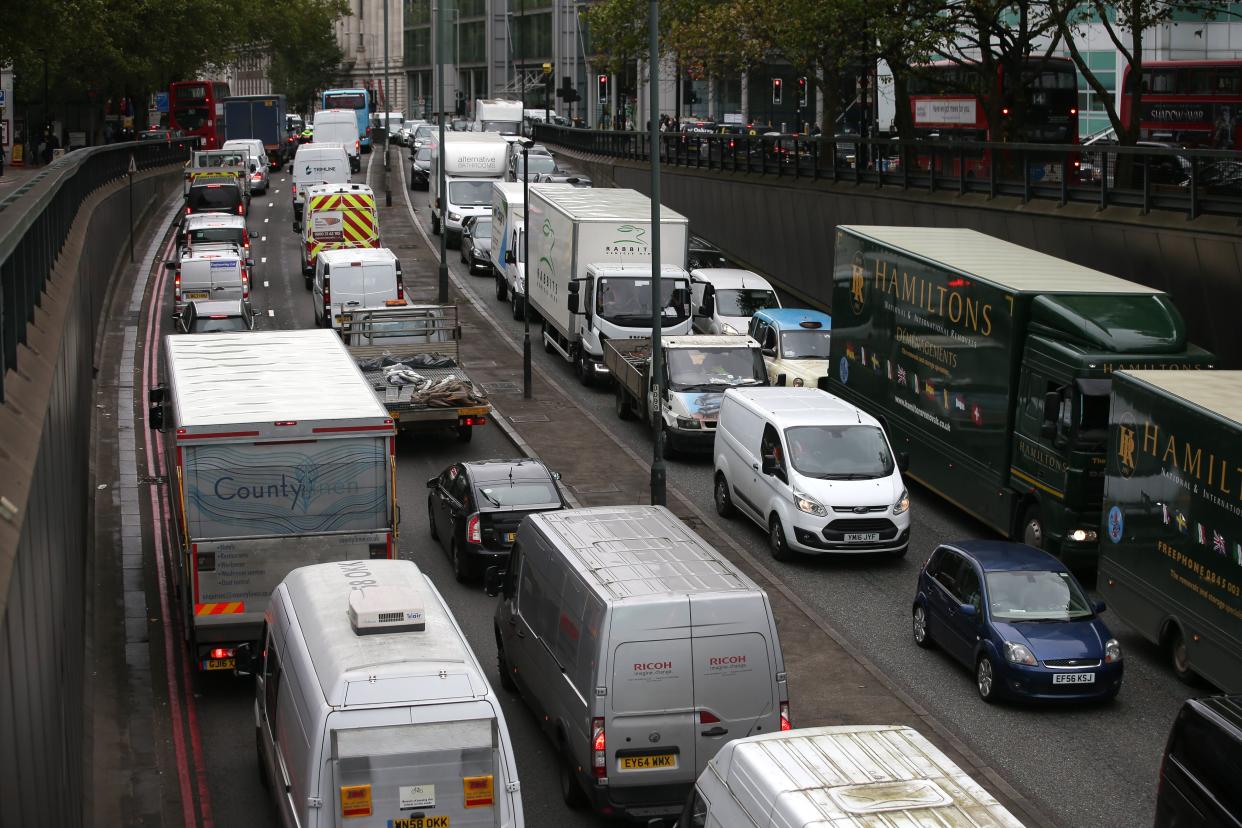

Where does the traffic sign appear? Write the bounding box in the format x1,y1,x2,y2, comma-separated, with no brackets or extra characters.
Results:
127,155,137,175
0,90,7,107
155,92,169,113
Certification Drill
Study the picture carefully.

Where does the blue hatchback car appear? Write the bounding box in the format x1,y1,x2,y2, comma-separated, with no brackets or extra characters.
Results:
912,540,1123,703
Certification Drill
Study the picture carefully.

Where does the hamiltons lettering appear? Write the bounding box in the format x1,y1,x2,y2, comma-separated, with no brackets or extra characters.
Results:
872,259,994,336
1118,421,1241,499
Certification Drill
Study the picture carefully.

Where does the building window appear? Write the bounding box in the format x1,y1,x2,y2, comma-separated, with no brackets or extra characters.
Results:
512,11,551,60
460,21,486,64
1073,50,1116,137
406,27,432,67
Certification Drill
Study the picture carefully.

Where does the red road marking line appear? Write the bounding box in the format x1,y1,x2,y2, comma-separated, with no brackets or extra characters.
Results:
142,229,216,828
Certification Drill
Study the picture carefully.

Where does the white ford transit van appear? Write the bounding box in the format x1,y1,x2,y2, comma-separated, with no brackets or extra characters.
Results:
246,559,524,828
314,108,362,172
713,387,911,560
675,725,1025,828
485,505,790,821
291,143,351,229
313,247,405,329
689,268,781,336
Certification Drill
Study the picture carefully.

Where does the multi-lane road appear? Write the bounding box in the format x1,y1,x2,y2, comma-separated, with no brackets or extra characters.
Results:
128,143,1207,828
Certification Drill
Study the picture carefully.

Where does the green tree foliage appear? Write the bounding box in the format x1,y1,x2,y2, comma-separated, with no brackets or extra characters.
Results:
265,0,350,114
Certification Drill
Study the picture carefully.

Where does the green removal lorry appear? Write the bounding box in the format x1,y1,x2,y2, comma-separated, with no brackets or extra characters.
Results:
827,226,1214,566
1100,370,1242,691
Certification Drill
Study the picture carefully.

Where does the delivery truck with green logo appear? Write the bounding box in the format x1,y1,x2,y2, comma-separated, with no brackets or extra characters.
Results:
1099,370,1242,691
826,226,1214,566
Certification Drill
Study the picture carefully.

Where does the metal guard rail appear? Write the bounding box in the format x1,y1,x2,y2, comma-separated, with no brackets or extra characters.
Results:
0,137,198,401
532,124,1242,222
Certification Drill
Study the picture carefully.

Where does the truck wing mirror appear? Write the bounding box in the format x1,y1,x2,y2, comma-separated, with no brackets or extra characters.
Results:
164,261,177,270
483,566,505,597
567,294,580,314
1042,391,1061,422
761,454,779,475
505,250,515,264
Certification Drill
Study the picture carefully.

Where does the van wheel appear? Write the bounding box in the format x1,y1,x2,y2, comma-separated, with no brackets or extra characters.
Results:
768,515,793,562
496,635,518,692
255,728,270,790
615,385,633,420
1167,625,1196,685
495,275,507,301
1020,504,1044,550
558,752,588,809
714,474,735,518
457,425,474,443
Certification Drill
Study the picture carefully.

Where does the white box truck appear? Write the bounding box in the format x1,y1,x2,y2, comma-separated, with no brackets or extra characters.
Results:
429,132,508,248
472,98,524,135
527,186,692,384
490,180,573,321
146,329,399,673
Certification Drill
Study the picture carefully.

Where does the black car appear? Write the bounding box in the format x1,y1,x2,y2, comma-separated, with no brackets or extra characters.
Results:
1155,694,1242,827
409,145,432,190
427,459,565,581
460,215,492,274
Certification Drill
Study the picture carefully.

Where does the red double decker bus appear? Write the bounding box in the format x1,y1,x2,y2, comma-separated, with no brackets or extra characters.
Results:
907,57,1079,178
168,80,231,149
1120,59,1242,150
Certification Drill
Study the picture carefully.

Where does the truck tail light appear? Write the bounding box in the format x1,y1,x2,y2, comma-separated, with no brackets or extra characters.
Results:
243,230,250,250
699,710,720,724
291,183,297,197
466,513,481,544
779,701,792,731
209,647,234,660
591,717,606,778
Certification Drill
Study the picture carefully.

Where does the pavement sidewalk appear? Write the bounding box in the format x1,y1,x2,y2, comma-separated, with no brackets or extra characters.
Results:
375,169,1057,828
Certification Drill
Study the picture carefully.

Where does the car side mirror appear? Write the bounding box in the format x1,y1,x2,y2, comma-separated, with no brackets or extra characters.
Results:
774,373,786,387
761,454,778,475
484,566,505,597
164,261,176,270
958,603,977,617
505,250,515,264
550,471,561,480
1093,600,1107,614
695,304,710,318
1042,391,1061,423
233,642,258,677
148,386,169,431
898,452,910,473
762,347,776,358
426,477,439,489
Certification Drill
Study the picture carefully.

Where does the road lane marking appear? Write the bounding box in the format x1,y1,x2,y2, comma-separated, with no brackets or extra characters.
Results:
268,202,273,207
263,280,270,287
268,309,275,317
261,235,267,242
263,217,269,223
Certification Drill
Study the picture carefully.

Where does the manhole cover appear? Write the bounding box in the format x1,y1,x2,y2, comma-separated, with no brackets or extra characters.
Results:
484,381,520,394
508,413,549,423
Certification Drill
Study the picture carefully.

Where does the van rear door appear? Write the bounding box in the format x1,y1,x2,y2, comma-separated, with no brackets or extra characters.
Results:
329,715,505,827
689,592,778,777
608,602,698,795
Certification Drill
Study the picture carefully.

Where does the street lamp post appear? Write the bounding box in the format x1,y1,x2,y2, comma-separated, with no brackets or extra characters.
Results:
648,0,666,506
383,0,393,206
436,0,449,303
521,140,533,399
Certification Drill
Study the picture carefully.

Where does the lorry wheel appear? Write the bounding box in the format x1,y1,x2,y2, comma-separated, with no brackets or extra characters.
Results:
511,293,524,321
714,474,735,518
614,386,633,420
1020,504,1045,550
768,515,793,562
457,425,474,443
543,322,554,353
576,353,594,387
1166,626,1196,684
431,213,441,235
661,427,677,460
558,751,588,809
495,276,507,301
496,634,518,692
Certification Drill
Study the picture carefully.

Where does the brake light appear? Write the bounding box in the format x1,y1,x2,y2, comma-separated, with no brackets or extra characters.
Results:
355,140,361,154
209,647,235,660
779,701,792,731
699,711,720,724
396,276,404,301
467,513,481,544
237,204,245,215
243,230,250,250
291,183,297,197
591,717,606,778
1070,107,1078,116
323,272,330,309
174,270,181,290
186,206,192,215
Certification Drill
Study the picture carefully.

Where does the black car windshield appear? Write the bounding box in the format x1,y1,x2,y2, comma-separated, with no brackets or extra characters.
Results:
985,570,1094,621
780,329,832,359
475,481,558,507
784,425,893,479
715,288,779,317
596,277,691,327
448,180,492,206
415,127,435,142
188,186,241,210
415,147,431,162
667,348,765,391
190,315,248,333
471,218,492,237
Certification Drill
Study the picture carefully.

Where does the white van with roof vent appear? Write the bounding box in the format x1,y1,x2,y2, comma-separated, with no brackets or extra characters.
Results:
244,559,524,828
484,504,789,821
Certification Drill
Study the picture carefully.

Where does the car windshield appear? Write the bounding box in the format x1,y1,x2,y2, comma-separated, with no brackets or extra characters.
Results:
666,348,765,391
715,288,778,317
785,424,894,479
474,481,558,507
985,570,1095,621
596,277,691,327
189,315,248,333
471,218,492,238
481,120,520,134
415,127,435,141
448,180,493,206
415,147,432,162
516,155,557,175
189,228,243,246
188,186,241,210
780,329,832,358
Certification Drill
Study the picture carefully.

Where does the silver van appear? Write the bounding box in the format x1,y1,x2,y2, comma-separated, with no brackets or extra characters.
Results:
675,725,1025,827
484,505,789,820
243,559,525,828
167,247,250,318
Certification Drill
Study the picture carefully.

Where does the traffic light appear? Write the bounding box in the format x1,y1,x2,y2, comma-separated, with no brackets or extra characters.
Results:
557,76,580,103
598,74,609,101
771,78,783,105
797,76,808,107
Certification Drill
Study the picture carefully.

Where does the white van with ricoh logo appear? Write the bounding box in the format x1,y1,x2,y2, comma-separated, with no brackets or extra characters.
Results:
485,505,789,821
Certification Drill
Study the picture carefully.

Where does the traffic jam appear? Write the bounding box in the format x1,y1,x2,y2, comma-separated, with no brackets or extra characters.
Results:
144,83,1241,828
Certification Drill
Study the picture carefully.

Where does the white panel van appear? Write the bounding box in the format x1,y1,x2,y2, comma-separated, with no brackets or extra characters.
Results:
313,247,405,329
485,505,789,821
291,143,351,230
314,108,362,172
245,559,524,828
